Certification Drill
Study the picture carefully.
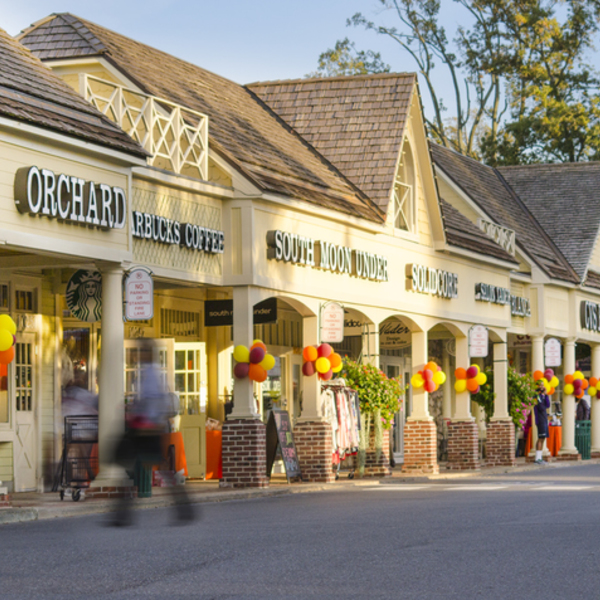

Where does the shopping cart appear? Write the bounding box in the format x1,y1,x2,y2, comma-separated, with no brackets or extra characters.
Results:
52,415,98,502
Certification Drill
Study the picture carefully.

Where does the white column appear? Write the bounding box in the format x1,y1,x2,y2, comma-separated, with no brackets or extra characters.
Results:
559,338,578,455
230,286,260,419
452,336,473,421
94,264,128,486
408,331,431,421
442,348,452,420
297,315,322,422
592,345,600,454
529,335,544,454
492,341,509,420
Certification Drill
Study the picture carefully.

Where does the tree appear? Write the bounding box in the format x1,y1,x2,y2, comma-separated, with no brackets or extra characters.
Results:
318,1,600,164
309,37,390,77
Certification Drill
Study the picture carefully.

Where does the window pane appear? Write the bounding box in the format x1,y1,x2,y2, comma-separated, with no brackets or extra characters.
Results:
0,364,8,422
175,351,185,371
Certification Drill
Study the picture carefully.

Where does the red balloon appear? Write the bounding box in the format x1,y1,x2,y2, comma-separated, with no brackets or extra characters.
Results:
466,366,478,379
424,380,436,393
544,369,554,380
233,362,249,379
249,347,266,364
317,343,333,358
423,369,433,381
319,369,333,381
302,361,316,377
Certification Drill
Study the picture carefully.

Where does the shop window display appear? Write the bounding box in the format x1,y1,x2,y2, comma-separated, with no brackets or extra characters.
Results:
0,363,8,423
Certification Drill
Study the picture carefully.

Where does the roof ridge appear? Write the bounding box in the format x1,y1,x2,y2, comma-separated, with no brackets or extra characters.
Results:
498,160,600,170
247,72,417,87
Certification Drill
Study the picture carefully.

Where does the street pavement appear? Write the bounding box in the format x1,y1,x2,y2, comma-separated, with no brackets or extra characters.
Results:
3,463,600,599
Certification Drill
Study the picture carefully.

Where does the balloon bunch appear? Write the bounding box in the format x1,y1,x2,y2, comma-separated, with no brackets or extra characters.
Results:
564,371,588,399
233,340,276,383
533,369,559,395
0,315,16,365
454,365,487,394
411,361,447,393
587,377,600,398
302,344,343,381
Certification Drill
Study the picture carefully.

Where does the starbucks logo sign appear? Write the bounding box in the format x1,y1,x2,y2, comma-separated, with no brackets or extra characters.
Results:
66,270,102,322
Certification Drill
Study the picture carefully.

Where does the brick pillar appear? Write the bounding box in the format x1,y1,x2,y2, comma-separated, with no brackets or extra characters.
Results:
402,420,439,474
447,420,480,470
220,419,268,488
364,428,391,477
486,419,516,467
295,421,335,483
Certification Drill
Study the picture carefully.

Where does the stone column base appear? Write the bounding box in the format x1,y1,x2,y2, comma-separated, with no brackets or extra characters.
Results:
591,450,600,459
402,420,439,474
447,420,480,470
294,420,335,483
555,451,581,462
220,419,269,488
363,429,391,478
486,420,516,467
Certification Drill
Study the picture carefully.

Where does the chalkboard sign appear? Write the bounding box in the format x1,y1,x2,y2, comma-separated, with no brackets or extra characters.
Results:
266,409,302,482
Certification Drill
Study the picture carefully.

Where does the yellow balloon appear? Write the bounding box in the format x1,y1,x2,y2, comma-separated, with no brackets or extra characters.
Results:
260,353,276,371
475,372,487,386
433,371,445,385
411,374,424,388
455,379,467,393
0,315,16,336
574,371,584,380
550,376,559,388
590,387,598,397
232,345,250,363
332,363,343,373
564,383,574,395
0,330,12,352
315,357,331,374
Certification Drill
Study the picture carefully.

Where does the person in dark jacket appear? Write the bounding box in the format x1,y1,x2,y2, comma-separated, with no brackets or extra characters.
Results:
576,395,591,421
534,382,551,465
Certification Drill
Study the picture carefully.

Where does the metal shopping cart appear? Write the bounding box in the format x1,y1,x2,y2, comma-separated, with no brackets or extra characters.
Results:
52,415,99,501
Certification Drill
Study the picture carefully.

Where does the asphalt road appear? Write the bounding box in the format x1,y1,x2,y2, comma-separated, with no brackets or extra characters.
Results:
3,464,600,599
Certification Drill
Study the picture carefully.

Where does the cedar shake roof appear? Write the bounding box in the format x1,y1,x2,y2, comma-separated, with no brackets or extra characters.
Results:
439,198,518,264
0,27,147,158
498,162,600,279
19,14,383,223
584,269,600,290
431,143,579,284
248,74,416,211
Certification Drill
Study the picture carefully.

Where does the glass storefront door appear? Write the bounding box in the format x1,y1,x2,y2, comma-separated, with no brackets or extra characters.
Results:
380,356,410,465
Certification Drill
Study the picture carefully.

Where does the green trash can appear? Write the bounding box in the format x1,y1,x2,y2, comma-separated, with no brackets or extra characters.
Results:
134,458,153,498
575,420,591,460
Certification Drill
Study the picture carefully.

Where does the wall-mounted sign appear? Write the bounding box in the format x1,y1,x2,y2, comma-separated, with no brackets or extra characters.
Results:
469,325,489,358
14,166,126,230
512,335,531,348
581,300,600,332
266,230,387,282
132,211,224,254
204,298,277,327
475,283,511,305
320,302,344,343
545,337,561,367
379,321,411,349
124,268,153,321
511,295,531,317
66,270,102,323
477,218,516,256
406,264,458,299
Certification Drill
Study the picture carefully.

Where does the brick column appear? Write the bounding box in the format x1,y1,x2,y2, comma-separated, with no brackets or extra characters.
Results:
294,421,335,483
486,419,516,467
364,428,391,477
402,420,439,474
220,419,268,488
447,421,480,470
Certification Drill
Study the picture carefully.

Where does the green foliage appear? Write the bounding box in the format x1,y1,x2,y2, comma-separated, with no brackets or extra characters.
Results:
308,37,390,77
472,365,537,428
341,358,403,429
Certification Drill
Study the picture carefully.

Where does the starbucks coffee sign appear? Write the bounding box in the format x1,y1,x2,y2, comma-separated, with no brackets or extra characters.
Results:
66,270,102,323
14,166,126,230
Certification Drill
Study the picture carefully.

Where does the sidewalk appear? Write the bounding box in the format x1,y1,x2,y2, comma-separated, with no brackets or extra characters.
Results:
3,458,599,525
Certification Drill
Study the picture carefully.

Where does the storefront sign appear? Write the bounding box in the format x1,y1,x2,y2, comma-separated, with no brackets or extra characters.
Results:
266,409,301,482
14,166,126,229
511,295,531,317
545,337,562,367
204,298,277,327
124,268,153,321
132,211,224,254
581,300,600,332
266,230,387,282
474,283,511,305
477,219,516,256
406,264,458,299
379,321,411,349
469,325,488,358
66,270,102,323
320,302,344,343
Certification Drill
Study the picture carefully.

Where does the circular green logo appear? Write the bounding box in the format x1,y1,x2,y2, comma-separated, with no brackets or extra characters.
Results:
66,270,102,322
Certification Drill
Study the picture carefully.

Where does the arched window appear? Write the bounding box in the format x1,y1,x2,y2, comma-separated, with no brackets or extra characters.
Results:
393,142,416,233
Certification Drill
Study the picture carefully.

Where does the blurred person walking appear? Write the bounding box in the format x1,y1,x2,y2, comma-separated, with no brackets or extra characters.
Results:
534,381,551,465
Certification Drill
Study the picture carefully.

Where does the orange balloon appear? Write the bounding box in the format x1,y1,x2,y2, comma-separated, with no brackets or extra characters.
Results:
590,377,598,388
467,378,479,393
565,374,574,384
582,379,589,390
328,353,342,370
533,370,543,381
425,361,437,373
455,368,467,380
302,346,318,362
248,363,267,383
0,346,14,365
549,387,555,395
576,391,584,399
251,341,267,353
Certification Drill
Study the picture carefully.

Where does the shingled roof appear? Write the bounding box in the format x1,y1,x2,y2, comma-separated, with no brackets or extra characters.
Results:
18,14,383,223
430,143,579,283
0,27,146,158
498,162,600,279
248,74,416,211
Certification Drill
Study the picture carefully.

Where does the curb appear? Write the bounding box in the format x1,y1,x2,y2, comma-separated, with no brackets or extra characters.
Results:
0,508,38,525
